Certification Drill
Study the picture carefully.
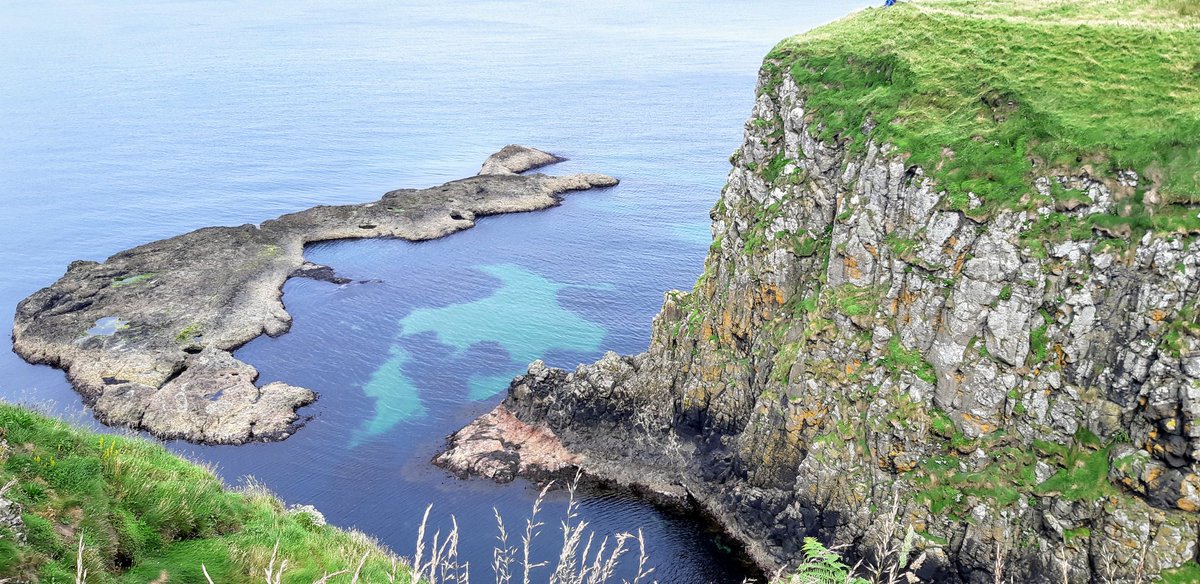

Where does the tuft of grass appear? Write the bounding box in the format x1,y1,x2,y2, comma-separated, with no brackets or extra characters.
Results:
764,0,1200,231
880,336,938,385
832,285,878,318
761,154,793,185
1062,527,1091,543
1028,309,1054,365
929,409,955,438
1034,436,1116,502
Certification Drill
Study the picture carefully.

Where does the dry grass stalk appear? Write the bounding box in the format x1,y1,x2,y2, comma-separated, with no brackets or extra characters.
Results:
493,508,515,584
522,483,552,584
265,540,287,584
74,536,87,584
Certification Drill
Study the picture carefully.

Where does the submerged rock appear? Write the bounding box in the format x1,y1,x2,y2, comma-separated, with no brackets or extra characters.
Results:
12,146,617,445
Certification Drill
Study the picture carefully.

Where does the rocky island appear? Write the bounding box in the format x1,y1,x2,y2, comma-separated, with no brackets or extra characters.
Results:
11,146,617,444
438,2,1200,582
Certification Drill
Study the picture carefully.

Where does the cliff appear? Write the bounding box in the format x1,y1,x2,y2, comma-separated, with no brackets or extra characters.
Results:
438,2,1200,581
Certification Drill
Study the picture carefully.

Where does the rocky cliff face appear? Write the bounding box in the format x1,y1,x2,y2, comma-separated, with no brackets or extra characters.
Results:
441,68,1200,581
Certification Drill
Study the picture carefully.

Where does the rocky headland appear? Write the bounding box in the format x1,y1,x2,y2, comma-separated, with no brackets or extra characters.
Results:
11,146,617,444
438,3,1200,582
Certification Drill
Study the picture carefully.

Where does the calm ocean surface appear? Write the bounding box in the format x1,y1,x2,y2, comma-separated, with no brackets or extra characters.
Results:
0,1,869,581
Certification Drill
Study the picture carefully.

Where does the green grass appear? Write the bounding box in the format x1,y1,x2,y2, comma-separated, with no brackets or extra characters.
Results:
1163,303,1200,358
880,336,938,384
908,432,1044,518
761,154,793,185
1033,430,1116,502
832,285,878,318
1028,309,1054,365
764,0,1200,233
1062,526,1090,543
928,409,955,438
884,233,919,259
0,404,406,583
1162,561,1200,584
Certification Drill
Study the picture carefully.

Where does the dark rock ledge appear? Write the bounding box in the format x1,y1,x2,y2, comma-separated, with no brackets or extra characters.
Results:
11,146,617,445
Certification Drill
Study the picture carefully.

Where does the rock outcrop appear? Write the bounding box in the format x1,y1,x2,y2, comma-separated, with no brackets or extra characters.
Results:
434,402,581,484
440,55,1200,584
12,146,617,444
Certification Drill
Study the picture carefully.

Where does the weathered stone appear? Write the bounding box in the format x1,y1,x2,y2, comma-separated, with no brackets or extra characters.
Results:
433,404,582,483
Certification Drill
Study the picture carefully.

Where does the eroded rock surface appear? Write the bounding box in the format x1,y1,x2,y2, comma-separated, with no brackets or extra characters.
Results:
434,400,581,483
13,146,617,444
440,74,1200,581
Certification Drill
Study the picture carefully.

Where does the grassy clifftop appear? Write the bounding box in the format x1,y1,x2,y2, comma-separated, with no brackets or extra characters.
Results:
0,404,404,584
764,0,1200,233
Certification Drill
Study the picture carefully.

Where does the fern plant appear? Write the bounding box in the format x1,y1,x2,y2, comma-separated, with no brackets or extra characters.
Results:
776,538,871,584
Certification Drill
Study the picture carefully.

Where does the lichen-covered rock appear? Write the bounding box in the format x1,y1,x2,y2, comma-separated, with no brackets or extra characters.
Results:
12,146,618,444
441,70,1200,581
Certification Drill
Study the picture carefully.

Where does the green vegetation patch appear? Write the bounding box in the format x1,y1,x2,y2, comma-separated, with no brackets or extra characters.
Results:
761,154,793,185
908,429,1041,518
1162,561,1200,584
772,342,802,384
764,0,1200,232
0,404,403,583
1028,309,1054,365
1163,303,1200,358
1034,429,1116,501
880,336,938,384
111,273,156,288
885,233,920,259
831,284,879,318
175,323,204,343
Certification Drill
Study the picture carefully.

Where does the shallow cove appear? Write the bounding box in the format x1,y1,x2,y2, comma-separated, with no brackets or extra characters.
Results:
173,216,753,582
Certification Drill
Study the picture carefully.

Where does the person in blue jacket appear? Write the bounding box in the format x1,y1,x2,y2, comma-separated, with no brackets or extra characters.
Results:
885,0,896,5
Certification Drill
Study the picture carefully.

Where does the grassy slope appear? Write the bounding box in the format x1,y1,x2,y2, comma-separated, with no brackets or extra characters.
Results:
763,0,1200,234
0,404,408,584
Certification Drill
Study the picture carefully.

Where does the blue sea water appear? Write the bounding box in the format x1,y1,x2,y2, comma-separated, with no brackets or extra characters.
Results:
0,1,870,581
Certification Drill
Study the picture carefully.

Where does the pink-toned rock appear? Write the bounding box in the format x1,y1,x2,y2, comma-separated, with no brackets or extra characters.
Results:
434,405,581,483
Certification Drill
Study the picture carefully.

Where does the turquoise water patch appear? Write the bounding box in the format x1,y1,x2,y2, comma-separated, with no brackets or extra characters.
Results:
353,264,608,443
357,346,427,440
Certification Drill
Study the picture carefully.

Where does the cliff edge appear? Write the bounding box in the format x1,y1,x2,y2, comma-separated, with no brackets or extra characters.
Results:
439,2,1200,581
